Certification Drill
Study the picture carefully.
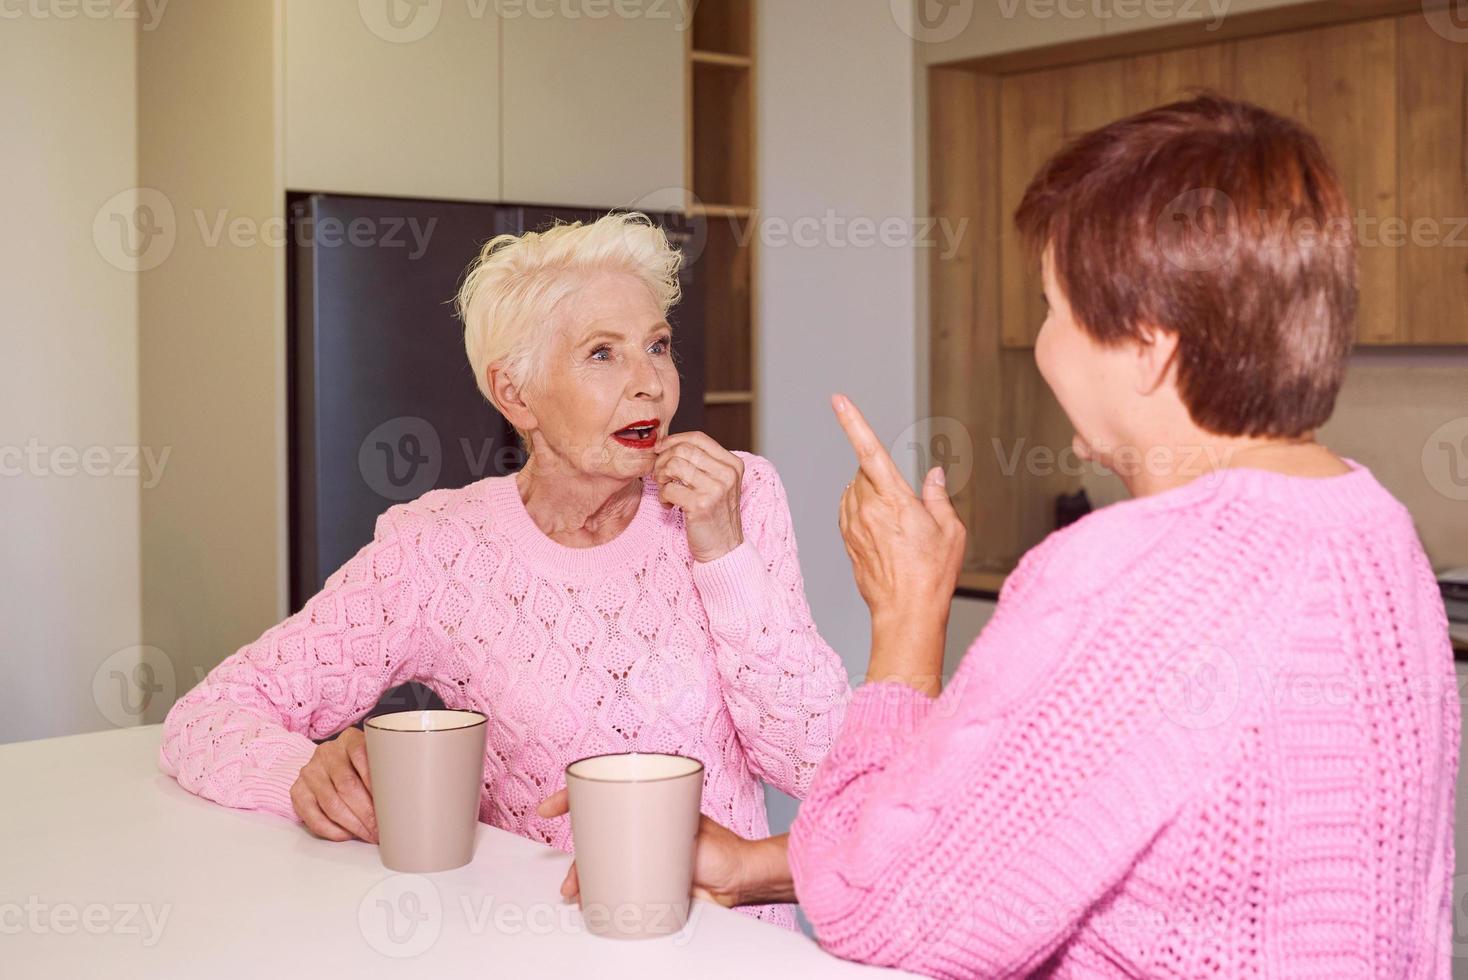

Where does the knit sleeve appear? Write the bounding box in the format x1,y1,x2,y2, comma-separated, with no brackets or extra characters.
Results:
156,502,446,822
787,587,1229,977
690,454,851,799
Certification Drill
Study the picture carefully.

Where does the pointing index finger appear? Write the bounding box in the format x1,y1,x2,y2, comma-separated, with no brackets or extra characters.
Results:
831,394,906,493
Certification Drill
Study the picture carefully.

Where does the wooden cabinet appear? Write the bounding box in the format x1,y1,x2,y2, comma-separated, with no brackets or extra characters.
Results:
997,69,1065,348
1398,13,1468,345
989,14,1466,349
687,0,759,452
1119,44,1234,116
1234,20,1399,345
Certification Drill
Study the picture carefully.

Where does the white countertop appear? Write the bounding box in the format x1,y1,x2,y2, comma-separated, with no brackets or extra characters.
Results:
1,725,898,979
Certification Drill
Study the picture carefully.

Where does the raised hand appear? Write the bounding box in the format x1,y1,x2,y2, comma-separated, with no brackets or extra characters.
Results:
832,394,966,694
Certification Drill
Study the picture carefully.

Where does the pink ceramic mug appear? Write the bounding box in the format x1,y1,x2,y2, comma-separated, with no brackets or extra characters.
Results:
363,709,487,872
565,752,705,939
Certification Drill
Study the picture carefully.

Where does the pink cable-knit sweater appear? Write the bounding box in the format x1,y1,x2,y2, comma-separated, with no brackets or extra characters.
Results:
158,452,849,929
789,460,1459,977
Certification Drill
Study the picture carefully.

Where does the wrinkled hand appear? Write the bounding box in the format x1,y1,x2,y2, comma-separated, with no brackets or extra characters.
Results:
536,790,753,907
653,431,744,563
833,395,966,694
833,394,966,618
291,726,378,843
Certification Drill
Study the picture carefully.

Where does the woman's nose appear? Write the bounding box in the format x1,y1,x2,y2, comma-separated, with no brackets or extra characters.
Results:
630,354,663,399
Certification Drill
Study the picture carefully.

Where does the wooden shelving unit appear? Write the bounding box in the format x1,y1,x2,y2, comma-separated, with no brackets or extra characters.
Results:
686,0,756,452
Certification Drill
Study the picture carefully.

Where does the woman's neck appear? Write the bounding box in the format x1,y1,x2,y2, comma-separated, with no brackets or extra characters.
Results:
514,457,644,546
1118,433,1350,498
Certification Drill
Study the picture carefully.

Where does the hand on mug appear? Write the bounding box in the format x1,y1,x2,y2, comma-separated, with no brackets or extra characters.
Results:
290,726,378,844
536,789,756,907
652,431,745,564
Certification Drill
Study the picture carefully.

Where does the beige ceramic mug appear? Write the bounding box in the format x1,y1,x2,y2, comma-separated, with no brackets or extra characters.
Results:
565,752,704,939
363,709,487,872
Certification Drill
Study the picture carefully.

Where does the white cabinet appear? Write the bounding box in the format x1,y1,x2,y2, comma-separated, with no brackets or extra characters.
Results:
284,0,502,201
283,2,684,210
499,8,685,211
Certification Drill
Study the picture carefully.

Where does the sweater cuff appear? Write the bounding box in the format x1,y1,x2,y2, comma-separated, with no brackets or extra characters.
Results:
690,539,767,627
235,733,319,823
844,681,935,736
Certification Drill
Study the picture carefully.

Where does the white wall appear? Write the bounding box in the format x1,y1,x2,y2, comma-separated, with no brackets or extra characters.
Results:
0,13,141,743
754,0,918,833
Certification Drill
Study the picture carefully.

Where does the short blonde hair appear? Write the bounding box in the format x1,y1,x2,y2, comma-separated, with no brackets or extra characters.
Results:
455,211,683,417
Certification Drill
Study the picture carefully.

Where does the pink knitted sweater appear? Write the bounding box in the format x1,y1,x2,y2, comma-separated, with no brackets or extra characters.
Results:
789,460,1458,977
158,452,849,929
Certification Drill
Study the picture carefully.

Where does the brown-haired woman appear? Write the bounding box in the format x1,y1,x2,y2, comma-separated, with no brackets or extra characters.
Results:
553,94,1459,977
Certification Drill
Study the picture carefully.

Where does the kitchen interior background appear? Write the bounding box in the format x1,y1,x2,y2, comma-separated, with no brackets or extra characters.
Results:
3,0,1465,848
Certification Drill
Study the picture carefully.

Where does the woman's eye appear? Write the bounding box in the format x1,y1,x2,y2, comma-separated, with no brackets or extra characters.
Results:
649,337,671,355
590,345,612,362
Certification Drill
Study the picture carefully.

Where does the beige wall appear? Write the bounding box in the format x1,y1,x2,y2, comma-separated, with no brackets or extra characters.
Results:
1321,352,1468,571
0,13,141,743
138,1,285,727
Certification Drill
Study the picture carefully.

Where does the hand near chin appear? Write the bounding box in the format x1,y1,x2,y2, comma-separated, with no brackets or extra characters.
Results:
652,431,744,563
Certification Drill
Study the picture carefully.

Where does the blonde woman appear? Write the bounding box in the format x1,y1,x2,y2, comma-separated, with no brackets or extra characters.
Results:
158,212,849,929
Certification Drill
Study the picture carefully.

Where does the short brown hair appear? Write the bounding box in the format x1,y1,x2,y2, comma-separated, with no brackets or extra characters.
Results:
1014,92,1357,438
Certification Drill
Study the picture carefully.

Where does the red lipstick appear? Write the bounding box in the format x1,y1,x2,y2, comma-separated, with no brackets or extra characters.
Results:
611,418,660,450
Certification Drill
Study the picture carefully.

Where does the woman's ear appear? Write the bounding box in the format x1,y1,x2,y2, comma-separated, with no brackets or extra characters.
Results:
1131,323,1180,397
488,365,537,433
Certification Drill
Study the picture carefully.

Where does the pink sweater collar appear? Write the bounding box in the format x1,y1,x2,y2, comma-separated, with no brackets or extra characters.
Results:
1126,456,1392,525
483,474,668,578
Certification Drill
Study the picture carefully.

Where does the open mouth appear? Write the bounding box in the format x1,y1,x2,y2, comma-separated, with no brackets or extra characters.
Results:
611,418,660,450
